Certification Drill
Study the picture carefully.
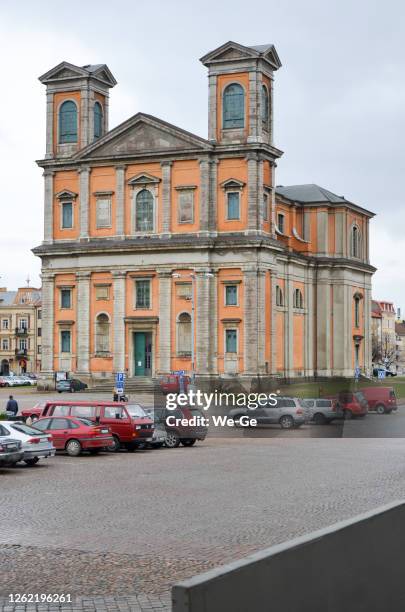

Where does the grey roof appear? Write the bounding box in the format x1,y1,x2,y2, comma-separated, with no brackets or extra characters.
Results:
275,184,374,217
0,291,16,306
250,44,274,53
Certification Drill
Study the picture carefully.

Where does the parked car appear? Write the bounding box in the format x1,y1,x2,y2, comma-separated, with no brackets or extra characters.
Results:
20,375,37,386
0,421,55,466
126,403,166,448
361,386,398,414
302,398,343,424
153,406,208,448
56,378,88,393
373,366,397,377
230,397,306,430
0,377,8,387
0,437,23,467
1,376,18,387
159,374,191,395
21,401,154,452
33,416,113,456
330,391,369,419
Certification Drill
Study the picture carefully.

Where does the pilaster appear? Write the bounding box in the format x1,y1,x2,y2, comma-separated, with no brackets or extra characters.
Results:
157,269,172,373
243,267,259,374
78,166,91,240
76,271,91,374
270,268,278,375
247,70,258,143
45,92,54,159
43,170,54,243
208,159,219,232
246,153,259,231
40,272,54,373
115,164,126,237
199,159,210,233
208,75,217,142
112,271,126,373
160,161,172,234
195,269,212,375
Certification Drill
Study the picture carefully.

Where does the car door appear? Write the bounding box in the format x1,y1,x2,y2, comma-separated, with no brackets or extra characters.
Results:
259,400,282,424
101,405,131,443
48,418,71,449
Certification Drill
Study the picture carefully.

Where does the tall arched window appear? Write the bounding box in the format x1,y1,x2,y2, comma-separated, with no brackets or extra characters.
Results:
350,225,361,258
177,312,192,355
223,83,245,129
59,100,78,143
261,85,269,125
276,285,284,307
94,102,103,140
293,288,304,309
95,313,110,353
135,189,154,232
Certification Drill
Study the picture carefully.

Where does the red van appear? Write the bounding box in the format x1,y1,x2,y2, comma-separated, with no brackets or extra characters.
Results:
159,374,190,394
361,387,397,414
327,391,368,419
22,401,154,451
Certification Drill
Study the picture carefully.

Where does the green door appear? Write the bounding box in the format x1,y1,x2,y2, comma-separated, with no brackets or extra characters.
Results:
134,332,146,376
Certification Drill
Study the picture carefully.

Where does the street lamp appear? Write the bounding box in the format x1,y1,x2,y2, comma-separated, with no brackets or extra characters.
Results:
172,271,214,383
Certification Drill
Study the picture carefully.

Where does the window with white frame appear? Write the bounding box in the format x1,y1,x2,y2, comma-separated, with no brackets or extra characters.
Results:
2,319,9,330
61,202,73,229
60,288,72,309
2,338,9,351
277,212,285,234
135,279,151,309
135,189,154,232
177,190,194,224
226,192,240,220
61,330,71,353
96,198,112,228
18,318,28,330
19,338,27,351
225,329,237,353
225,285,238,306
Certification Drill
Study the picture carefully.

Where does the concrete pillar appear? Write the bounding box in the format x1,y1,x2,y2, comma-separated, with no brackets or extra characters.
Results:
45,92,54,159
208,75,217,142
316,276,331,376
243,267,259,374
160,161,172,234
80,87,90,149
40,273,54,373
247,154,259,231
199,159,210,233
284,273,294,376
43,171,54,243
158,270,172,373
270,269,278,375
247,70,258,143
76,271,91,374
195,270,212,375
112,271,126,373
257,157,264,229
79,166,91,240
257,269,266,374
115,164,126,237
304,270,314,376
208,159,218,233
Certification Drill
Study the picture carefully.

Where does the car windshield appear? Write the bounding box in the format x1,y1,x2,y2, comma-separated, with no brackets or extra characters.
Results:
11,423,46,436
126,404,147,418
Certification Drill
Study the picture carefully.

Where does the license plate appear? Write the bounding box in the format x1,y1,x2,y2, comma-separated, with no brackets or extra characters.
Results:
7,445,17,451
146,437,152,441
101,429,109,433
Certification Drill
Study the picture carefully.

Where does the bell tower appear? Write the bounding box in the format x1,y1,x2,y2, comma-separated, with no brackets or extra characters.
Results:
200,41,281,146
39,62,117,159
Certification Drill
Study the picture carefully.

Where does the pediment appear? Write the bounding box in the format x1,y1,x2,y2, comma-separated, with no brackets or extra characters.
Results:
200,41,281,70
55,189,78,200
128,172,160,186
39,62,89,84
75,113,212,160
220,178,246,190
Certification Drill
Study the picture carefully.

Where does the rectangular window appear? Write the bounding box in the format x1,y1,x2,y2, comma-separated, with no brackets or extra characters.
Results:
19,318,28,330
60,289,72,309
19,338,27,350
135,280,151,309
61,330,71,353
226,192,240,220
38,345,41,354
96,198,112,229
2,339,8,350
177,191,194,224
61,202,73,229
38,328,42,337
38,310,42,320
2,319,9,330
277,213,285,234
225,285,238,306
263,193,268,221
176,283,192,299
225,329,237,353
95,285,110,300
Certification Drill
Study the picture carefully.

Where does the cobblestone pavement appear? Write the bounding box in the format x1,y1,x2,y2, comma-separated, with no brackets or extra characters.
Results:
3,399,405,610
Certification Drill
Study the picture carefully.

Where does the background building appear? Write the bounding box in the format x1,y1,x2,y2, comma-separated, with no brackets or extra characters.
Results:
33,41,375,385
371,300,396,369
0,286,42,375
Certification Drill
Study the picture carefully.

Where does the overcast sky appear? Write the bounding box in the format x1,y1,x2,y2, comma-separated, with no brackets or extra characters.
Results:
1,0,404,309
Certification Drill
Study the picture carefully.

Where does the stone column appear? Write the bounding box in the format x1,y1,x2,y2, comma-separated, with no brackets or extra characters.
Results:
43,170,54,243
243,267,259,375
112,271,126,373
257,268,266,374
304,269,314,376
270,268,278,375
317,211,329,256
316,273,332,376
285,273,294,377
257,156,264,229
199,158,210,233
76,271,91,374
208,74,217,142
115,164,126,237
158,270,172,373
208,159,218,233
79,166,91,240
195,270,212,375
247,70,258,143
45,92,54,159
160,161,172,234
364,286,372,374
247,153,259,231
80,88,90,148
40,272,54,373
270,163,276,237
208,270,218,374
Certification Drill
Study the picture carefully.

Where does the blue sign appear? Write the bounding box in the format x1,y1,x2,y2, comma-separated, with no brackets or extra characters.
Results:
354,367,361,380
378,369,386,380
115,372,125,384
173,370,185,376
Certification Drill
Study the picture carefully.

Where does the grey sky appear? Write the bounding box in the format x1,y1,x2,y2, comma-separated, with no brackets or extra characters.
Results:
1,0,404,309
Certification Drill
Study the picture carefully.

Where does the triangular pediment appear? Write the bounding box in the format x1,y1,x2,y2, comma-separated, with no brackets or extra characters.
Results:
55,189,78,200
220,178,246,190
39,61,116,87
200,41,281,70
128,172,160,185
75,113,212,160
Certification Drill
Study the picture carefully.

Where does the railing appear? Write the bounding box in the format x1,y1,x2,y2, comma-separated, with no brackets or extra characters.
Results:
15,348,27,357
15,327,28,336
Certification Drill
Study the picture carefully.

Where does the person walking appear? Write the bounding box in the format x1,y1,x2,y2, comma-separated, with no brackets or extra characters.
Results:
5,395,18,416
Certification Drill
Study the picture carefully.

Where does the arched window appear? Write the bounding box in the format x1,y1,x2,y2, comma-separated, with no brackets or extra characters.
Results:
261,85,269,125
94,102,103,140
276,285,284,307
354,296,361,328
177,312,192,355
95,313,110,353
293,288,304,309
135,189,154,232
223,83,245,129
59,100,78,143
350,225,361,258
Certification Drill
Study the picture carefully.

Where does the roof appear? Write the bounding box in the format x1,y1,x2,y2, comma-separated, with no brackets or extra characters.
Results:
200,41,282,70
276,184,374,217
371,300,382,318
0,291,17,306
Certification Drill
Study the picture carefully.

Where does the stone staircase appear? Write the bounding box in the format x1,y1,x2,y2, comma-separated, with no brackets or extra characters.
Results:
86,376,158,394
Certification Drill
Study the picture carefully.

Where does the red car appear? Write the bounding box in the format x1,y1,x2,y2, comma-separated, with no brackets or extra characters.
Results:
361,386,397,414
33,416,113,456
333,391,368,419
159,374,190,395
22,401,154,452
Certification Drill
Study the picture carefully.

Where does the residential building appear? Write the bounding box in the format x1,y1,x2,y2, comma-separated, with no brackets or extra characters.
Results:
0,286,42,375
395,321,405,374
372,300,397,369
33,41,375,385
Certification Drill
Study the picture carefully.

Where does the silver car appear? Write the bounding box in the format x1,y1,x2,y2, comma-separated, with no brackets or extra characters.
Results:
0,437,23,466
230,397,306,429
0,421,55,466
302,398,344,425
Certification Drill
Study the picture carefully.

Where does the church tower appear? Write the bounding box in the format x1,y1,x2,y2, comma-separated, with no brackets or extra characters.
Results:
200,41,281,146
39,62,116,159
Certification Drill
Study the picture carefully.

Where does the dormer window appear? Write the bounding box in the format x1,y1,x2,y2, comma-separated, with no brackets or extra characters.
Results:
94,102,103,140
59,100,78,144
223,83,245,129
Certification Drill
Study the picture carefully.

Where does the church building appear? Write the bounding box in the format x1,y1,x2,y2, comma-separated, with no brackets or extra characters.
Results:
33,41,375,384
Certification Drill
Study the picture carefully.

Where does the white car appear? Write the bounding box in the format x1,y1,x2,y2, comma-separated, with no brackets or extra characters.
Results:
0,421,56,466
2,376,18,387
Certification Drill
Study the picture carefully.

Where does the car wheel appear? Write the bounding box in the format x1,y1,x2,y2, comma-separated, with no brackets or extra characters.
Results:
279,415,294,429
375,403,386,415
165,432,180,448
107,435,121,452
313,412,327,425
24,457,40,466
65,439,82,457
181,438,196,447
344,410,353,420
